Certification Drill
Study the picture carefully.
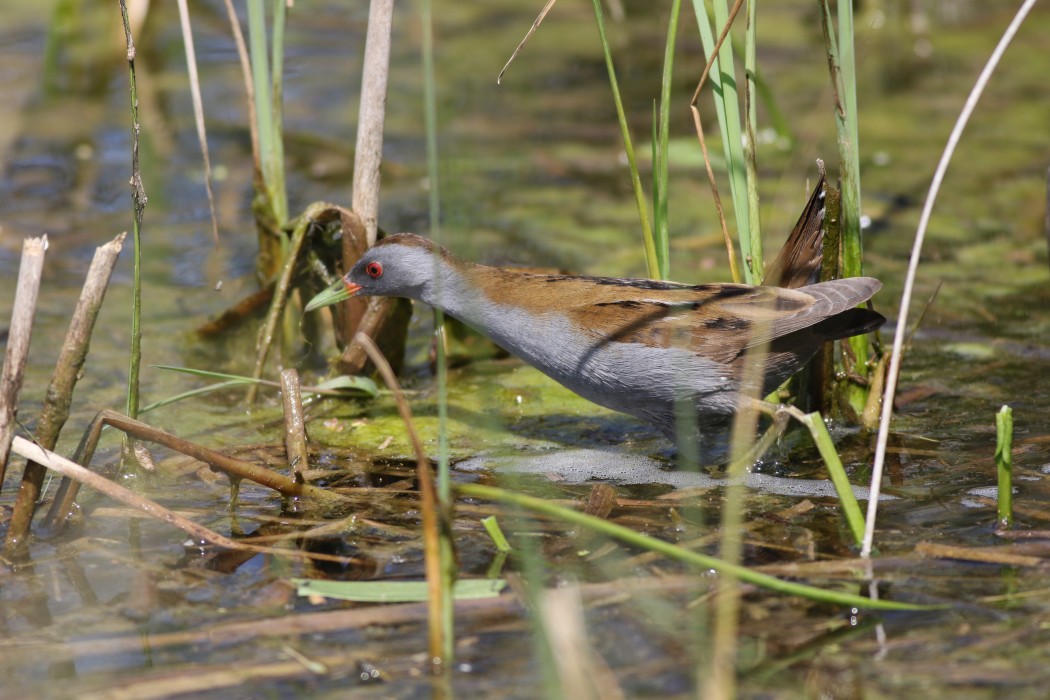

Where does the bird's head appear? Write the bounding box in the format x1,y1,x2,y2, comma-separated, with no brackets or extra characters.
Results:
304,233,441,311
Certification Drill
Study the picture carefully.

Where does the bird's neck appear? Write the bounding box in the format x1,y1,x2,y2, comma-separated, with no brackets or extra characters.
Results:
418,258,509,324
419,260,586,378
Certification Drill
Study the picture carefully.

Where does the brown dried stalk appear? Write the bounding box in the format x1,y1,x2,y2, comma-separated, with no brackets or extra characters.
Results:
5,233,124,554
0,235,48,486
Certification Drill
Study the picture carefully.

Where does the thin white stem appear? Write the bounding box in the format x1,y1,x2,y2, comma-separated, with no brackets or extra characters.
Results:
176,0,219,243
863,0,1038,558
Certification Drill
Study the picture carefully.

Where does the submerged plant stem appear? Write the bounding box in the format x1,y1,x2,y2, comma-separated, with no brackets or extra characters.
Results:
280,369,308,483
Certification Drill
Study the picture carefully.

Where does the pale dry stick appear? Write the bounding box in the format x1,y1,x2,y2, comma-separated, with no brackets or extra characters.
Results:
5,233,125,553
221,0,260,171
914,541,1045,569
707,353,796,700
10,435,359,567
77,655,351,700
497,0,624,85
175,0,220,243
339,0,396,370
498,0,557,85
688,0,746,285
0,235,48,486
354,331,448,670
351,0,394,247
605,0,625,22
706,339,773,700
865,0,1038,559
541,583,625,700
753,555,917,578
280,368,309,482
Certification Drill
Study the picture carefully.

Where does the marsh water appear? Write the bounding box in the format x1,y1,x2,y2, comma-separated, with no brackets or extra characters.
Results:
3,1,1050,697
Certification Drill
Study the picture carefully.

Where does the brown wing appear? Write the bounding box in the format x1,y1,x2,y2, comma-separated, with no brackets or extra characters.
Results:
566,277,881,365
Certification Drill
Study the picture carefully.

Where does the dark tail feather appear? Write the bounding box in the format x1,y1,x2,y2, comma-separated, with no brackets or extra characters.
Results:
763,166,827,289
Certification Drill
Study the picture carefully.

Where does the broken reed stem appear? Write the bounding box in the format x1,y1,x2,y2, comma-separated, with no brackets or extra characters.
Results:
4,233,125,553
9,435,358,566
353,332,451,671
0,235,48,487
280,368,309,482
341,0,394,355
43,409,349,532
351,0,394,248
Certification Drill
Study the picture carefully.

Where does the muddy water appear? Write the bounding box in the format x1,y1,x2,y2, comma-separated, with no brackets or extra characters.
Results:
2,1,1050,697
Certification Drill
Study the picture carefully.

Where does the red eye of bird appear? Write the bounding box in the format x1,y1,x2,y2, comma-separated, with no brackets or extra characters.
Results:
365,261,383,279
